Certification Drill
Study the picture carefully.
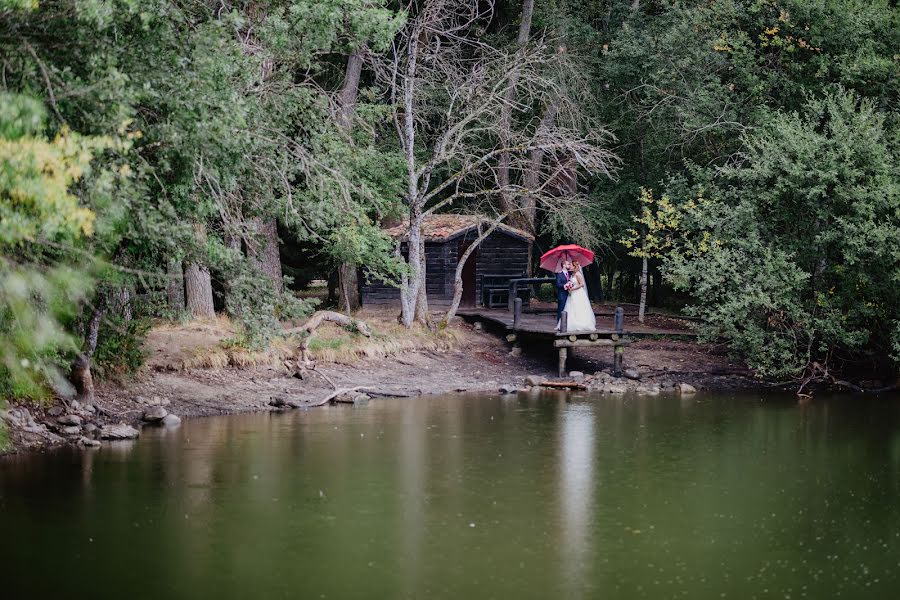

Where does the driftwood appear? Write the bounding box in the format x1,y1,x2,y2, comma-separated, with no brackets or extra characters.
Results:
284,310,372,373
538,381,588,390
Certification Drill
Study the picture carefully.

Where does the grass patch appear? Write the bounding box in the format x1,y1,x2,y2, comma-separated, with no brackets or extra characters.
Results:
0,411,9,453
144,315,466,371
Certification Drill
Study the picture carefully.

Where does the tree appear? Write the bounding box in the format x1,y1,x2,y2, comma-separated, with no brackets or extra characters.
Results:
656,89,900,387
621,188,687,323
375,0,618,327
335,48,367,313
0,91,126,399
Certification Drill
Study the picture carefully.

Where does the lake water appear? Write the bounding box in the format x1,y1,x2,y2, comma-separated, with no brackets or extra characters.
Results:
3,391,900,599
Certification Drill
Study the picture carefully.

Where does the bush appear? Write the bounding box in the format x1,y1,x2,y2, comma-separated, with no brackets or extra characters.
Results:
92,317,151,379
537,282,556,302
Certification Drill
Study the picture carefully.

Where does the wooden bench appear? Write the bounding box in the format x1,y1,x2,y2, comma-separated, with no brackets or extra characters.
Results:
481,273,528,308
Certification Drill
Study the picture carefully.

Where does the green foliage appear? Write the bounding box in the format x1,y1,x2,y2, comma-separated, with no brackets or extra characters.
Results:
2,0,899,391
659,88,900,379
91,316,151,379
0,92,120,399
537,282,555,303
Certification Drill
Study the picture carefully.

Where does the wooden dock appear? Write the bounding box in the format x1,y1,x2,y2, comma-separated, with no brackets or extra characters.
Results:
458,303,696,377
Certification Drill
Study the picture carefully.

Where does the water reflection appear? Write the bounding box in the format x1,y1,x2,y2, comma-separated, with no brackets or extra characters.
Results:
3,392,900,600
558,401,595,598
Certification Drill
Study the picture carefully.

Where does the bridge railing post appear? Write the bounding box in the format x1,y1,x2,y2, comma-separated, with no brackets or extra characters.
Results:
614,306,624,334
560,311,568,334
513,297,522,329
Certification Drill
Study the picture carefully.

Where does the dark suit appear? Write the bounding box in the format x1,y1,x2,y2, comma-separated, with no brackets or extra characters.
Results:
555,271,570,323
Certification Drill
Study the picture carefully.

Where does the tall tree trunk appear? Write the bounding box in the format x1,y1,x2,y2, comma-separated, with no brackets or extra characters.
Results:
497,0,535,226
185,222,215,319
166,257,185,313
638,253,648,323
522,102,559,232
71,292,106,401
413,235,429,324
336,49,365,313
110,286,133,322
400,209,424,327
248,217,282,293
399,30,423,328
336,49,364,129
338,264,360,313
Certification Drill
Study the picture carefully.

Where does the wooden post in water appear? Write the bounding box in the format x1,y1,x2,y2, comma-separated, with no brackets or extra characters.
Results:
613,306,625,377
513,297,522,329
613,343,624,377
558,347,568,378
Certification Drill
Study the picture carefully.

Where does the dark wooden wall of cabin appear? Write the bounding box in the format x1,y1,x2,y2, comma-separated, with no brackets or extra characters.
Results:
450,231,530,305
360,231,531,307
361,242,451,306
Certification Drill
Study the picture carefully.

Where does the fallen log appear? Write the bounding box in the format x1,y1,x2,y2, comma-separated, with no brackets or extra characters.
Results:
284,310,373,373
538,381,588,390
308,386,365,407
360,388,414,398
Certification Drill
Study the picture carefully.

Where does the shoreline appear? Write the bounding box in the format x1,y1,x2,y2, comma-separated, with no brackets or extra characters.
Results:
1,321,760,456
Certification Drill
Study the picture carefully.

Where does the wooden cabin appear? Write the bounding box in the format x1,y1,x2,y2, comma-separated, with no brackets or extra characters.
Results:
361,214,534,308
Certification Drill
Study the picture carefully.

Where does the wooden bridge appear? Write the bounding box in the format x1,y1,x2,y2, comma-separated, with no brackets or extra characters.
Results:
458,295,696,377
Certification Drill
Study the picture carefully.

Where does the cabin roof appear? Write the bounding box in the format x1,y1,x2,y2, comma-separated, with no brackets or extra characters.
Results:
384,214,534,243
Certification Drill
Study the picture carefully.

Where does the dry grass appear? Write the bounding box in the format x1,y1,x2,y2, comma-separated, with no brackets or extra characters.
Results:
143,314,465,372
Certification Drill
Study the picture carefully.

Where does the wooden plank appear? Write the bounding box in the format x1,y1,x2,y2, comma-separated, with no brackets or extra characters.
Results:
554,339,632,348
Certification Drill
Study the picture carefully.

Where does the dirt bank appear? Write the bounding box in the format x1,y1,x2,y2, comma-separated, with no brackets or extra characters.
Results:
1,317,757,455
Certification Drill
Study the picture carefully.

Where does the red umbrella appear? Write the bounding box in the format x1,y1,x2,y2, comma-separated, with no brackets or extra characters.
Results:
540,244,595,273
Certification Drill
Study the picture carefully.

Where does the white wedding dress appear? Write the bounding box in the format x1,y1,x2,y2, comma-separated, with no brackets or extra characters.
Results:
562,272,596,332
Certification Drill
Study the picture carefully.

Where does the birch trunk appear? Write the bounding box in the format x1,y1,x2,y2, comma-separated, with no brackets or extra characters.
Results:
638,254,648,324
399,31,423,328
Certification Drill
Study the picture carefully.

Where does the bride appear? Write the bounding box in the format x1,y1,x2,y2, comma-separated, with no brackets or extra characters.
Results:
561,261,596,332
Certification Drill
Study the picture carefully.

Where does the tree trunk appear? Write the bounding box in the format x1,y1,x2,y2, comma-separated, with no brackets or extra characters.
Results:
338,263,361,313
166,258,185,312
400,209,424,327
638,254,648,323
110,286,132,322
247,217,283,293
497,0,536,223
413,234,429,324
522,102,559,232
442,219,504,326
71,293,106,401
336,48,364,129
335,49,365,313
185,222,215,319
399,29,423,328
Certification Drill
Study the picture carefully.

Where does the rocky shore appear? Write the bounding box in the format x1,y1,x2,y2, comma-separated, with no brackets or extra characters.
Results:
1,323,757,455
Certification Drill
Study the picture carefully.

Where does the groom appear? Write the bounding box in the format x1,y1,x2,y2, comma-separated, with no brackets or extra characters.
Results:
555,259,573,328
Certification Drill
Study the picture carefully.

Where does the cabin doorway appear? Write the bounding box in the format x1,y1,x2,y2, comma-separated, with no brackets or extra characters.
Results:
457,240,478,307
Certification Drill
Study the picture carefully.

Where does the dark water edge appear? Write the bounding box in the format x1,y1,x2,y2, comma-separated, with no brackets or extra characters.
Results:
2,391,900,600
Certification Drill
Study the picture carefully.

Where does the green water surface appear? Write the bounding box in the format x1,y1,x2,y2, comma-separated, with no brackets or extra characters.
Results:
2,391,900,599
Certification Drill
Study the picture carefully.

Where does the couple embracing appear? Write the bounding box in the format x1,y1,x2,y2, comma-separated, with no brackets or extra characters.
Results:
555,260,596,332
